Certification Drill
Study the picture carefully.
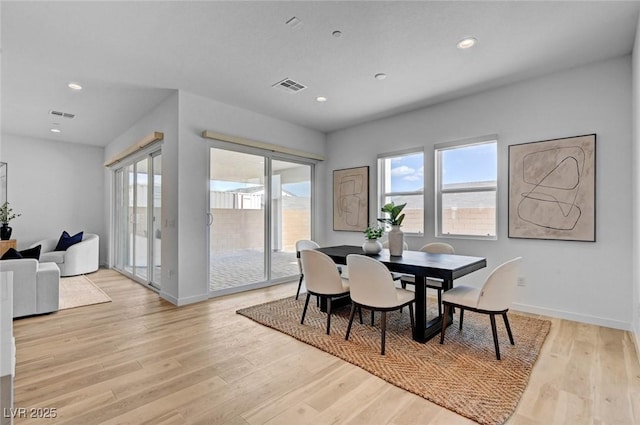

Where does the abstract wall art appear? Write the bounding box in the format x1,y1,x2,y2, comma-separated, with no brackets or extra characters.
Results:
333,166,369,231
508,134,596,241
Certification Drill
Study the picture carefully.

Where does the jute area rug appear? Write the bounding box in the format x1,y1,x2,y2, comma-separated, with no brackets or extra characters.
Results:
237,296,551,425
59,274,112,310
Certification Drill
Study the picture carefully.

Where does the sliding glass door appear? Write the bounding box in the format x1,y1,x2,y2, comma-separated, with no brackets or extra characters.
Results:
208,145,312,296
209,148,266,291
113,150,161,289
270,159,312,280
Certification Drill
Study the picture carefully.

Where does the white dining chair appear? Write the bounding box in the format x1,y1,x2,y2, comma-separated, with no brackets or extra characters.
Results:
300,249,351,335
400,242,455,317
345,254,415,355
295,240,320,300
440,257,522,360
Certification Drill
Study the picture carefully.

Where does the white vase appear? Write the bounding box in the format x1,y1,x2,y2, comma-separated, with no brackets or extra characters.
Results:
362,239,383,255
388,225,404,256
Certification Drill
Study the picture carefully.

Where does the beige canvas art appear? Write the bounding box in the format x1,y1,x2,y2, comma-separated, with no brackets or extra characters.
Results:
508,134,596,241
333,166,369,231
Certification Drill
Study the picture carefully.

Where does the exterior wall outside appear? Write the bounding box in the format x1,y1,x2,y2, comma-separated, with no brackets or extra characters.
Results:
442,208,495,237
398,209,423,236
281,210,311,251
210,208,310,253
211,209,264,251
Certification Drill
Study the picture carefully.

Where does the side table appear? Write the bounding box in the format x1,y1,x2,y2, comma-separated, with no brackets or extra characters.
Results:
0,240,16,257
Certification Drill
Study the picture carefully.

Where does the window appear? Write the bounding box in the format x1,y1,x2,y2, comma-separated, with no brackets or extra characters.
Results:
378,149,424,234
435,138,497,238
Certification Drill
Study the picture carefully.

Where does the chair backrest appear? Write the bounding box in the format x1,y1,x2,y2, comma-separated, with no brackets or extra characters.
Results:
346,254,400,308
296,240,320,274
420,242,455,254
477,257,522,311
382,240,409,249
300,249,345,295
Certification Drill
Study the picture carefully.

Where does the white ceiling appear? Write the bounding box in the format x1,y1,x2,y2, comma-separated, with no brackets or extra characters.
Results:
2,1,639,147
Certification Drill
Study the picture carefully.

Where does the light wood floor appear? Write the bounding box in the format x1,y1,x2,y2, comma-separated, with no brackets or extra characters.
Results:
11,268,640,425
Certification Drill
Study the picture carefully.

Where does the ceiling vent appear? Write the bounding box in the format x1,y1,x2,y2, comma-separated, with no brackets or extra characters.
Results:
49,109,75,119
272,78,307,93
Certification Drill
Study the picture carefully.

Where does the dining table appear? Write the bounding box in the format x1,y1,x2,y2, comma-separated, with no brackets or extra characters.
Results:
314,245,487,343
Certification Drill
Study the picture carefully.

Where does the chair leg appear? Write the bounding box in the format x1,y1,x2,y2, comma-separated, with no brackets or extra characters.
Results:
295,274,304,300
459,308,465,330
301,293,311,324
358,306,363,324
503,312,515,345
380,311,387,355
490,314,501,360
409,303,415,329
440,303,450,344
345,303,357,340
401,280,407,289
326,297,332,335
437,289,442,317
371,310,375,326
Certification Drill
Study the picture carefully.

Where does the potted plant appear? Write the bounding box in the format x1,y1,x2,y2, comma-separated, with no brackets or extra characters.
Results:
378,202,407,256
362,225,385,254
0,202,21,240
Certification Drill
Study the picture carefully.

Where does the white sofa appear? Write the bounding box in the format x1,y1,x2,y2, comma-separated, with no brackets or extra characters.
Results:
33,233,99,277
0,259,60,318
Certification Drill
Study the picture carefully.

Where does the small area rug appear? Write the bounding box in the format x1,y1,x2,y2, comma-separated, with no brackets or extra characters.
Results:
59,275,111,310
237,296,551,425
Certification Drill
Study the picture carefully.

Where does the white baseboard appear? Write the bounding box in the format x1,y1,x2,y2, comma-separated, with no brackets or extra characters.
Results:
159,291,178,305
633,320,640,363
512,302,631,331
159,291,208,306
177,294,209,306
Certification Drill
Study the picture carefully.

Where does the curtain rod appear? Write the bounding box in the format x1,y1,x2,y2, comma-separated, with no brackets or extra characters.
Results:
104,131,164,167
201,130,324,161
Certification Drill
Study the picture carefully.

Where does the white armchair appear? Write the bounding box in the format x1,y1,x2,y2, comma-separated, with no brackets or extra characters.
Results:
32,233,99,277
0,259,60,318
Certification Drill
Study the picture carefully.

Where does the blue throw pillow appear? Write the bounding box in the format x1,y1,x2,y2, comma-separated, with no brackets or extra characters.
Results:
55,231,84,251
1,248,23,260
20,245,41,260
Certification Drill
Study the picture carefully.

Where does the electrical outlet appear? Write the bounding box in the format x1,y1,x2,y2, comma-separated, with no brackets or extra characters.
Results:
517,277,526,287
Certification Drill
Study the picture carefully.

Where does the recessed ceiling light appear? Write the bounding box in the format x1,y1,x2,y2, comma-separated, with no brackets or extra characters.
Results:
332,30,342,38
457,37,477,49
68,82,83,90
374,73,387,80
316,96,327,102
50,128,61,133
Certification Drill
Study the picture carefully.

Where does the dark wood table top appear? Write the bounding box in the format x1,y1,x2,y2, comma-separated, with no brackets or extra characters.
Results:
315,245,486,280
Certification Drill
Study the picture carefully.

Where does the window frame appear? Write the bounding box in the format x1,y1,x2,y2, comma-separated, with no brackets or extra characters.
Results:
377,147,425,236
435,136,498,240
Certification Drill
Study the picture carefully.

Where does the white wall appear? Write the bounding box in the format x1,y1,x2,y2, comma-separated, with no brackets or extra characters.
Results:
174,91,325,305
103,91,179,303
104,90,325,306
1,134,106,262
631,15,640,352
326,56,633,330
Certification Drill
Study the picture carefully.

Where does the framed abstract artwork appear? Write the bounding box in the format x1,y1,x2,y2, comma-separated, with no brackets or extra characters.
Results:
333,166,369,232
508,134,596,242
